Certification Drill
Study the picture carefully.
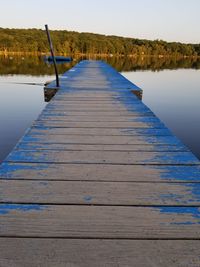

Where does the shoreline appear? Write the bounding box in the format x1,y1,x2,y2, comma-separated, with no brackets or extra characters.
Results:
0,51,200,59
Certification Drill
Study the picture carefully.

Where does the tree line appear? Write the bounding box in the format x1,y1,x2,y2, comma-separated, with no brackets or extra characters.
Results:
0,27,200,57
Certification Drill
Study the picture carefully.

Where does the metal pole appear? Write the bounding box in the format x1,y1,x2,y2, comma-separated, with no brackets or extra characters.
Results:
45,24,59,87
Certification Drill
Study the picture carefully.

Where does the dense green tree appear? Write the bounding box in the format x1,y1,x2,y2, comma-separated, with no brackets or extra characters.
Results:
0,27,199,57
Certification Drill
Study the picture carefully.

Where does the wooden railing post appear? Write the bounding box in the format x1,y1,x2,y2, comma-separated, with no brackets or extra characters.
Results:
45,24,59,87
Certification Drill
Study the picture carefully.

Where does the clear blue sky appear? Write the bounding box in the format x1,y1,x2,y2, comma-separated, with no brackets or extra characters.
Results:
1,0,200,43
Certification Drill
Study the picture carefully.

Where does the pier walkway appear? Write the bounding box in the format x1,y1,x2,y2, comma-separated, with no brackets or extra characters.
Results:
0,60,200,266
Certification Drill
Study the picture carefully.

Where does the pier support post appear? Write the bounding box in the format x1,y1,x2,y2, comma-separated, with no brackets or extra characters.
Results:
45,24,59,88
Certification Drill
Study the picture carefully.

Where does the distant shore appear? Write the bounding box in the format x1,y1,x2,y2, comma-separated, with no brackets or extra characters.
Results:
0,51,199,59
1,28,199,60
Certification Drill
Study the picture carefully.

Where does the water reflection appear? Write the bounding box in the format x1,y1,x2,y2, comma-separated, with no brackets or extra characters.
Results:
0,75,48,161
0,55,200,75
106,56,200,72
123,69,200,159
0,55,75,76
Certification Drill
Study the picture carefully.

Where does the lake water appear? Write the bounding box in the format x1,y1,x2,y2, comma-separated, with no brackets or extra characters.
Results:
0,56,200,161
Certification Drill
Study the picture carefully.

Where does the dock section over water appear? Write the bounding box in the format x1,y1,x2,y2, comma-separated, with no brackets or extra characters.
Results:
0,60,200,266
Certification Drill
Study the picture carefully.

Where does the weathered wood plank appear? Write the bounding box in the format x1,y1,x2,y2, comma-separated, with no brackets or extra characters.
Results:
38,114,156,122
15,143,188,152
45,102,150,108
52,96,140,101
37,115,160,122
29,127,172,136
0,238,200,267
48,98,139,102
44,102,147,108
1,180,200,205
21,134,181,145
48,99,143,104
53,94,137,98
1,162,200,182
51,97,139,101
41,110,154,115
1,204,200,238
34,120,165,128
45,105,149,111
6,150,199,164
41,110,153,115
43,112,153,118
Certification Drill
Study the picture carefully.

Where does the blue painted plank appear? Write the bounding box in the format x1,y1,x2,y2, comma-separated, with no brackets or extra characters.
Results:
27,127,173,136
5,150,199,164
1,162,200,182
14,142,189,152
19,134,183,145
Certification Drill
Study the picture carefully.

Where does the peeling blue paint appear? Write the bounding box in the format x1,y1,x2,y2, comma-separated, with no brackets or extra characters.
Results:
155,206,200,224
154,165,200,182
143,152,199,164
0,162,51,179
159,193,183,202
0,204,47,215
171,221,196,225
120,128,171,136
21,136,40,142
6,150,51,162
144,135,181,145
183,183,200,202
39,181,49,186
83,196,93,202
154,207,200,226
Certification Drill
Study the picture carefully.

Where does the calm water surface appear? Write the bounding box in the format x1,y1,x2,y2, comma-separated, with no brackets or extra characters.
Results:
123,69,200,159
0,56,200,161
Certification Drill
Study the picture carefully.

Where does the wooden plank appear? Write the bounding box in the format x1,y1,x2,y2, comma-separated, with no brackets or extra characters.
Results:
0,238,199,267
39,115,156,121
1,180,200,205
53,93,136,98
48,99,143,104
51,99,141,104
43,108,150,114
49,99,140,103
38,114,158,121
44,103,147,109
6,150,199,164
45,104,149,110
1,162,200,182
50,96,139,100
40,111,154,116
21,134,180,145
41,110,154,115
48,96,138,100
15,143,188,152
1,204,200,238
29,127,172,136
34,120,165,128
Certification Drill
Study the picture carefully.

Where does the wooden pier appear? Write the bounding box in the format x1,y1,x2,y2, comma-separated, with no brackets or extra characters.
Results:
0,60,200,266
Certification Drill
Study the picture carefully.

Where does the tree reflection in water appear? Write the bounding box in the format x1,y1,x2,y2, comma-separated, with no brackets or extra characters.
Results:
0,55,200,76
